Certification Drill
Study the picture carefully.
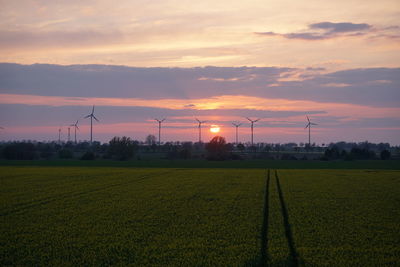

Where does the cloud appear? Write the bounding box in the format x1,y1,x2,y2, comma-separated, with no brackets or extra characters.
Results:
323,83,351,87
309,22,371,33
255,21,387,41
0,64,399,108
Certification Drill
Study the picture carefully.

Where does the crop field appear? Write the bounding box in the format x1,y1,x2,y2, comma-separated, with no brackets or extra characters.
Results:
1,166,399,266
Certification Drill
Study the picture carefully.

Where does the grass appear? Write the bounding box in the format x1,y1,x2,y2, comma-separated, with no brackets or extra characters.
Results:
1,167,399,265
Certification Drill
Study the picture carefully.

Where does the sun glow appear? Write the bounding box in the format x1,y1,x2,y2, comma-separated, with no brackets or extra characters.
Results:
210,125,220,133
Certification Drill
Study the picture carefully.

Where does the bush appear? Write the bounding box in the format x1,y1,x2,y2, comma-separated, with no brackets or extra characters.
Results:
350,147,376,160
40,151,54,159
280,153,298,160
3,142,37,160
81,151,95,160
58,149,73,159
380,150,391,160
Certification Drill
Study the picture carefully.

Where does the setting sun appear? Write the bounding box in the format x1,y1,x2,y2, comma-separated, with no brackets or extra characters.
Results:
210,125,220,133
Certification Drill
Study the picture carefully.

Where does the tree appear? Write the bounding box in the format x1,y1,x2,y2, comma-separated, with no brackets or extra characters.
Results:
3,142,37,160
145,134,156,146
237,143,245,152
205,136,229,160
81,151,95,160
108,136,138,160
380,150,391,160
58,149,73,159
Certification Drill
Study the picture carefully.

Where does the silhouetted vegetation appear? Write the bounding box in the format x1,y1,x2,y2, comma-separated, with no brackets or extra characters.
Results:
205,136,230,160
58,149,73,159
108,136,138,160
380,150,391,160
0,139,398,162
3,142,37,160
80,151,95,160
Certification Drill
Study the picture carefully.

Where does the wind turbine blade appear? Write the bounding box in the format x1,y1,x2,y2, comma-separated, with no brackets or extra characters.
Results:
246,117,252,122
305,124,310,129
161,118,166,122
84,114,91,119
92,105,95,114
76,120,79,125
311,123,318,125
195,118,200,123
254,118,260,122
76,125,79,130
306,115,310,122
93,115,99,122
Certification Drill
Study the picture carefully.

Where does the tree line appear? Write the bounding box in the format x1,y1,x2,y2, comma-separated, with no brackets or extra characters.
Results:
0,136,397,161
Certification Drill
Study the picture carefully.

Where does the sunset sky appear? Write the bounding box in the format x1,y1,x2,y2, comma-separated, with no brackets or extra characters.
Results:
0,0,399,144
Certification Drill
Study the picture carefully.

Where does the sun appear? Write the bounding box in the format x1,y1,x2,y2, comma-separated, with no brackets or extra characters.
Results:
210,125,220,133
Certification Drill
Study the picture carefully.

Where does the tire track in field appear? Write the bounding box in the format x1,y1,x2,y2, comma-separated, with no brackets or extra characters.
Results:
275,170,300,267
259,169,271,266
1,170,174,217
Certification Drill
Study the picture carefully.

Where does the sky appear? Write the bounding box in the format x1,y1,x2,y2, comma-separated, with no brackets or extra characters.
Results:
0,0,399,144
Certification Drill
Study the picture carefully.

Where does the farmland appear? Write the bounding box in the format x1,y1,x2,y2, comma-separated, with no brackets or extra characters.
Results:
1,166,400,266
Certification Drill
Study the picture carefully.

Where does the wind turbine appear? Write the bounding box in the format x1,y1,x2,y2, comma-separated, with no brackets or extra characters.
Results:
155,118,165,146
232,122,242,145
246,117,260,146
305,115,317,148
70,120,79,144
67,127,71,142
84,105,99,144
195,118,206,143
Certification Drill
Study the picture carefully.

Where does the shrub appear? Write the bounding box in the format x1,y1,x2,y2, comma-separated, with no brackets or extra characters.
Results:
3,142,37,160
58,149,73,159
81,151,95,160
380,150,391,160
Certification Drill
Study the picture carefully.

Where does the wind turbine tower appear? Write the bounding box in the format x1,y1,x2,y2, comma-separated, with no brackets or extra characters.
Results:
84,105,99,144
70,120,79,144
67,127,71,142
305,115,318,148
58,127,62,144
196,118,206,143
246,117,260,146
155,118,165,146
232,122,242,145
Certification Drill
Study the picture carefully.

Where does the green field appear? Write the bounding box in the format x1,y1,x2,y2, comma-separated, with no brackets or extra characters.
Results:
1,166,399,266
